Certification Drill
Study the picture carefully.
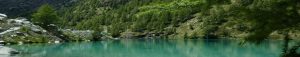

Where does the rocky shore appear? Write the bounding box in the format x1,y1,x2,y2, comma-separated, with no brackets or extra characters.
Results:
0,13,98,45
0,46,19,56
0,13,62,44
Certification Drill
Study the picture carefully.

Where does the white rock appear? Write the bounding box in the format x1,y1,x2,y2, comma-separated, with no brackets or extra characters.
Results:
0,46,19,55
48,41,51,43
6,18,30,25
48,24,56,26
0,27,21,35
0,14,7,17
18,41,23,45
54,41,60,43
0,41,4,43
0,13,7,20
42,30,47,33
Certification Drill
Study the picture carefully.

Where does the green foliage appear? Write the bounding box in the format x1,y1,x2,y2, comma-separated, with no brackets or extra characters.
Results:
19,27,30,33
3,35,50,43
133,0,201,32
109,23,127,37
57,0,300,41
195,0,300,42
32,4,59,28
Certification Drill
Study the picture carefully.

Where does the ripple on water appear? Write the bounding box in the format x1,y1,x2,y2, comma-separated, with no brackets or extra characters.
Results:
7,39,287,57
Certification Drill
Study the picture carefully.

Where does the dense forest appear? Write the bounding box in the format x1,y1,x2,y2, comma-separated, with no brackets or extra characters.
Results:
0,0,299,42
53,0,300,42
1,0,300,57
0,0,73,17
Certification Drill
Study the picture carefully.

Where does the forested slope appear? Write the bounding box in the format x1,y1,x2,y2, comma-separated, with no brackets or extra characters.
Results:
57,0,300,40
2,0,300,40
0,0,73,17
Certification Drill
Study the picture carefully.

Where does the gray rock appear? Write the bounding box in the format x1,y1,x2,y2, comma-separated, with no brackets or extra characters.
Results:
0,13,62,43
62,30,94,40
0,13,7,20
0,46,19,55
0,27,20,35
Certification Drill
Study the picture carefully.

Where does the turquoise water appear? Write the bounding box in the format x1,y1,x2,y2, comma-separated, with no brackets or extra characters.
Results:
7,39,285,57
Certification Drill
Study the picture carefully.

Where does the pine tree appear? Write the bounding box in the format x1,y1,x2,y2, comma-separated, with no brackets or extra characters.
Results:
32,4,59,29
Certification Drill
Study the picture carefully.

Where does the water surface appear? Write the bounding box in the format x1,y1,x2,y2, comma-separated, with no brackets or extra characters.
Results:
6,39,285,57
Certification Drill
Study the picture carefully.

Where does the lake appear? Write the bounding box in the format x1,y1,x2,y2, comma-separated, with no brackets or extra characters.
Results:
5,39,288,57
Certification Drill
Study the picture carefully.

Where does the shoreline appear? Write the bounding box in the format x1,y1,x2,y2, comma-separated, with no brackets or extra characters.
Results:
0,37,294,46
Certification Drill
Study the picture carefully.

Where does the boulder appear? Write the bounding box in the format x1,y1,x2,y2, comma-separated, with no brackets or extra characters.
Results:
0,46,19,55
0,13,7,20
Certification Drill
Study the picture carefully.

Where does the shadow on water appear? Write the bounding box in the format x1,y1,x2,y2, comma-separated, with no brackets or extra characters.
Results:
280,38,300,57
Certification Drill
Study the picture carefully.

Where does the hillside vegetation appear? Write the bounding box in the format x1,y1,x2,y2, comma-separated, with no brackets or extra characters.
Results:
0,0,73,17
56,0,300,41
1,0,299,41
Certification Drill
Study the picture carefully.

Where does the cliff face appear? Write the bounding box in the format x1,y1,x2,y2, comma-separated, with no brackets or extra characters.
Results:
0,0,74,17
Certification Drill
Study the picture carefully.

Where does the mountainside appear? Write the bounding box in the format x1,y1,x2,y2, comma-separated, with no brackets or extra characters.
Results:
58,0,300,40
0,0,74,17
1,0,300,57
1,0,300,41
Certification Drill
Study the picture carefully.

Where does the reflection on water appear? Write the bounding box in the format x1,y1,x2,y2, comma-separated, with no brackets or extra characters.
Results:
5,39,295,57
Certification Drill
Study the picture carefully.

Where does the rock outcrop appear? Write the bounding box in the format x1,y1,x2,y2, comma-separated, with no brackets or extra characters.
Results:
0,46,19,55
0,13,99,43
62,29,94,41
0,13,61,44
